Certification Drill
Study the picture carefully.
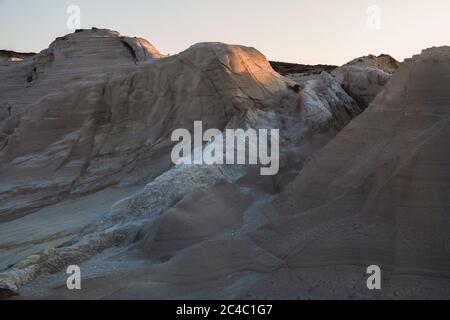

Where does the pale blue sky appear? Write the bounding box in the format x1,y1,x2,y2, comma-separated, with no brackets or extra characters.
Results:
0,0,449,65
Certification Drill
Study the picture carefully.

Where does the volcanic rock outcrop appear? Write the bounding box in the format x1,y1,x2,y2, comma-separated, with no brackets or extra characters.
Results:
0,28,362,294
0,29,163,120
332,54,400,109
10,46,450,300
275,54,400,111
0,29,289,222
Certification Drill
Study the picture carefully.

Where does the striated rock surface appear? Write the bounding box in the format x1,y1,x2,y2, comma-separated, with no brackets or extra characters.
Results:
0,31,289,222
12,46,450,300
0,30,362,294
261,46,450,299
0,29,163,120
5,29,447,301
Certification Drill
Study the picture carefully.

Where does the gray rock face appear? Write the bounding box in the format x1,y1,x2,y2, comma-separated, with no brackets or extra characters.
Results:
261,47,450,299
12,46,450,300
0,29,360,223
0,29,163,120
277,54,399,111
332,54,400,110
6,29,447,300
0,30,362,294
0,31,289,221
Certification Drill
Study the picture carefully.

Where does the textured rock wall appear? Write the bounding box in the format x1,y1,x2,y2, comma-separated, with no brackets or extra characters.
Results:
0,30,362,295
0,31,291,221
332,54,400,110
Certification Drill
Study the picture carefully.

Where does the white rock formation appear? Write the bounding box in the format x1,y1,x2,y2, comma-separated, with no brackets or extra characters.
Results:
0,30,361,295
0,32,287,221
0,29,163,120
332,54,400,110
10,46,450,300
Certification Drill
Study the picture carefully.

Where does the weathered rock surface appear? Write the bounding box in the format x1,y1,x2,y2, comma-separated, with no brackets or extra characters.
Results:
332,54,400,110
344,54,400,74
0,30,289,222
0,30,361,294
0,29,163,120
13,46,450,300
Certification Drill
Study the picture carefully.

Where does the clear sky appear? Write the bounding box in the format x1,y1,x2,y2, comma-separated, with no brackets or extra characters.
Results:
0,0,449,65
